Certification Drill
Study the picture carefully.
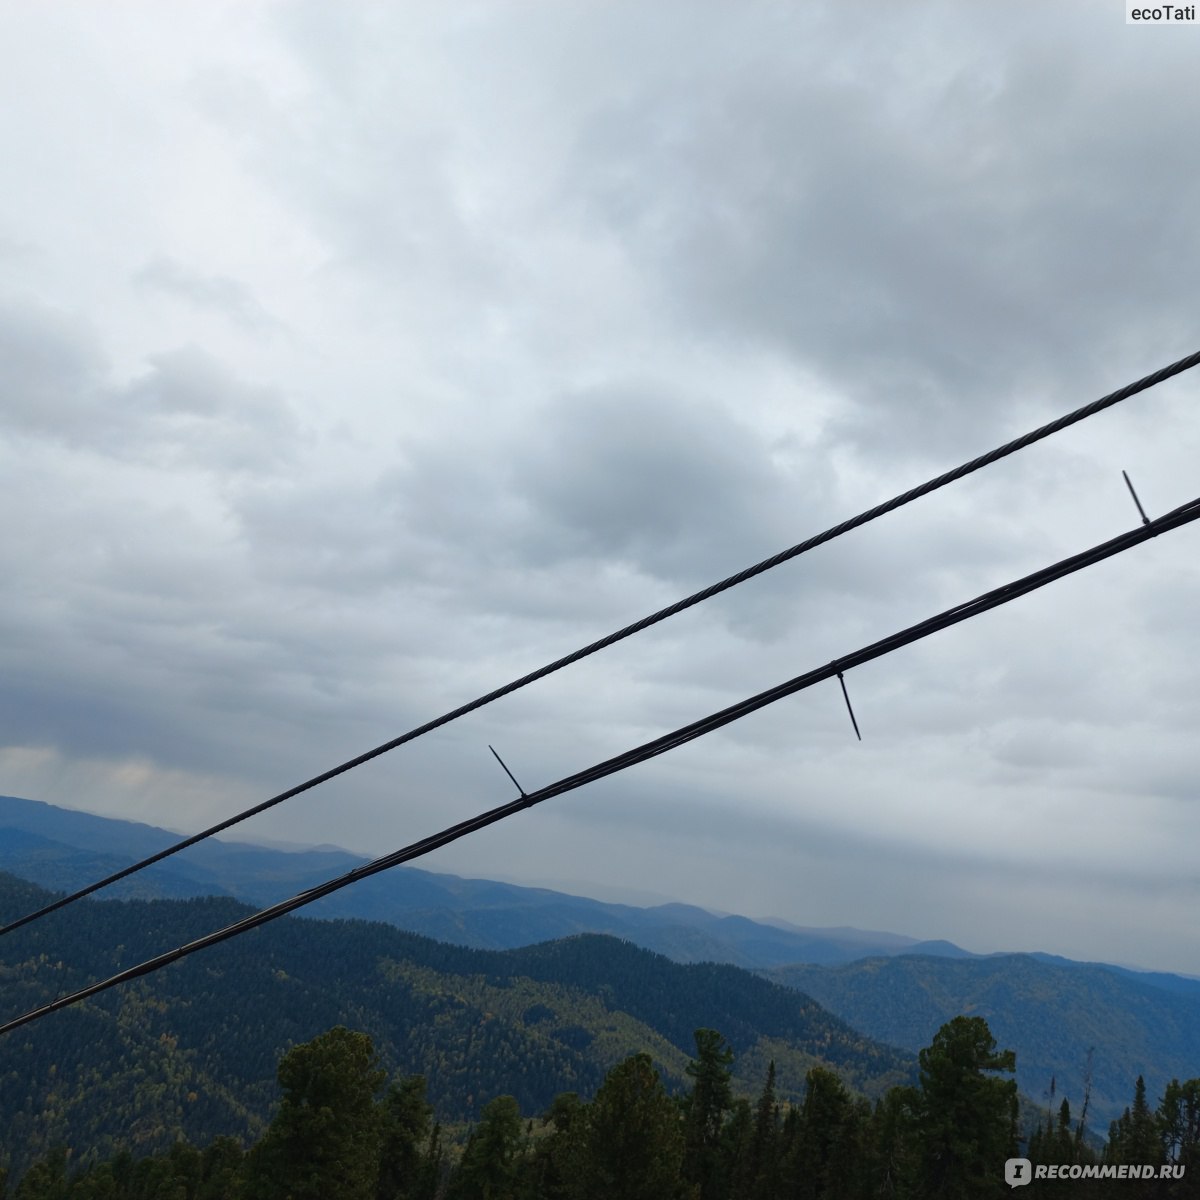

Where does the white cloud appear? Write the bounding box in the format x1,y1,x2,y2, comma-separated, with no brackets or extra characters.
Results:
0,0,1198,973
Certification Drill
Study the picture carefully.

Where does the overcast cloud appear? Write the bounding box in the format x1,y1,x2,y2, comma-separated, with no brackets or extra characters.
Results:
1,1,1199,973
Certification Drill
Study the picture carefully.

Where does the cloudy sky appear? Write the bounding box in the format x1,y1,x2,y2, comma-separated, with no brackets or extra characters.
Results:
2,1,1199,974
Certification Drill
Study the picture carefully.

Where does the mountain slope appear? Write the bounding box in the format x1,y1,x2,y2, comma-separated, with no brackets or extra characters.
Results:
0,793,965,967
6,793,1197,1141
0,872,913,1178
763,954,1200,1131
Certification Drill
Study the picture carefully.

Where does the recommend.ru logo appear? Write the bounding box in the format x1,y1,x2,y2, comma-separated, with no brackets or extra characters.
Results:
1005,1158,1185,1186
1005,1158,1032,1188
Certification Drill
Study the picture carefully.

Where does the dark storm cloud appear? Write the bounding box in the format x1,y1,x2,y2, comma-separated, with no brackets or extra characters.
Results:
226,415,539,604
224,392,817,630
553,4,1200,459
0,299,314,783
509,386,823,585
2,1,1198,971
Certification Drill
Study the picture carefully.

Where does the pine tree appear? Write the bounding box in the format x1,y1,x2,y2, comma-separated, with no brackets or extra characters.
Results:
721,1099,753,1200
683,1028,734,1200
1157,1078,1200,1200
1159,1078,1200,1171
1107,1075,1162,1176
573,1054,684,1200
1053,1098,1082,1165
1128,1076,1162,1166
783,1065,863,1200
524,1093,584,1200
243,1026,386,1200
446,1095,525,1200
378,1076,436,1200
734,1060,779,1200
914,1016,1017,1200
861,1085,920,1200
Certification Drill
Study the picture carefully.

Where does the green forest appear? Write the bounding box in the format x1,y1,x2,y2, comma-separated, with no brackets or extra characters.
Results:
0,873,910,1173
4,1017,1198,1200
2,874,1198,1197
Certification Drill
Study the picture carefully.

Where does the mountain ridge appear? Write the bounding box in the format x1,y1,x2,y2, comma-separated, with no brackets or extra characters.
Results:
4,794,1196,990
763,952,1200,1130
2,794,1196,1137
0,871,914,1179
0,794,972,968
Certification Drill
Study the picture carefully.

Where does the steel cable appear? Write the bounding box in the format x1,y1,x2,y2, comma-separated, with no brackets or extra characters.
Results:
4,349,1198,938
3,495,1197,1036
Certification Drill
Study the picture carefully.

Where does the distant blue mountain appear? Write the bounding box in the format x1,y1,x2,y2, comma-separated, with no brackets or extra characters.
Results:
1023,950,1200,998
1,795,1195,1000
0,794,963,968
763,952,1200,1129
6,793,1198,1135
0,824,235,900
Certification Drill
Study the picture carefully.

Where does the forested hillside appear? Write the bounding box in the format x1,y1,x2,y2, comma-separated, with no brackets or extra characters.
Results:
0,873,912,1178
764,954,1200,1129
8,1018,1197,1199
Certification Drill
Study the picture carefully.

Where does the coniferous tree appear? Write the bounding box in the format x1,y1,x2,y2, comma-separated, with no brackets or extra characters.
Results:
783,1065,865,1200
913,1016,1017,1200
1062,1100,1075,1155
734,1060,780,1200
720,1098,753,1200
1106,1113,1127,1165
524,1093,584,1200
1158,1078,1200,1174
1127,1076,1162,1167
573,1054,685,1200
197,1136,245,1200
243,1026,385,1200
878,1084,921,1199
446,1095,524,1200
420,1122,447,1200
164,1141,201,1197
1155,1078,1200,1200
377,1076,436,1200
683,1028,734,1200
13,1147,69,1200
1106,1075,1163,1173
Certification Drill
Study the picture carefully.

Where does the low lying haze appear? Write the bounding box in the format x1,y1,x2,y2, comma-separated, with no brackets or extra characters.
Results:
2,2,1198,972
